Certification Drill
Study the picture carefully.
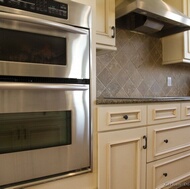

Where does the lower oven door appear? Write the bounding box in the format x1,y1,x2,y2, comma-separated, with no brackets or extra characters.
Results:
0,81,90,187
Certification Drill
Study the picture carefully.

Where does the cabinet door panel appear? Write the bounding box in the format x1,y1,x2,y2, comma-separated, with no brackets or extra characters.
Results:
96,0,116,48
98,127,146,189
162,0,190,64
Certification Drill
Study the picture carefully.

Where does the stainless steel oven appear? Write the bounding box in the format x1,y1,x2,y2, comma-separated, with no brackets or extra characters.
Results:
0,0,91,188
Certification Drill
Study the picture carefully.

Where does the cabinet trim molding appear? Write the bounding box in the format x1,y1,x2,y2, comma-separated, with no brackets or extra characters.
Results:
153,107,177,121
106,137,142,189
108,110,141,125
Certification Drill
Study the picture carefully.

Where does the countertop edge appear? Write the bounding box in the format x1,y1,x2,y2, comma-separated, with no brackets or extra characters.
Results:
96,98,190,105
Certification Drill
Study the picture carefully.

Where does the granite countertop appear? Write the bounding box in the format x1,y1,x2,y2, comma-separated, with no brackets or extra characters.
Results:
96,97,190,105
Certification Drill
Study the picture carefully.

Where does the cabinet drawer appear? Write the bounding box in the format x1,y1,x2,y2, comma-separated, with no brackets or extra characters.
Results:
148,103,180,125
147,151,190,189
97,105,146,131
181,102,190,120
147,120,190,162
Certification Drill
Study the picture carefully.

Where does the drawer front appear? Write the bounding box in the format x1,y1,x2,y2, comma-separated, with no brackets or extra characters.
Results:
147,151,190,189
97,105,147,131
147,120,190,162
181,102,190,120
148,103,180,125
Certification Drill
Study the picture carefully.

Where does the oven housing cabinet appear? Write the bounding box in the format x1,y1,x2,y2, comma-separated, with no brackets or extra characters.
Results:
0,0,92,188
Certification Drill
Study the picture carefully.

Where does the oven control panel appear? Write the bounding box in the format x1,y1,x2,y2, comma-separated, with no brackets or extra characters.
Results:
0,0,68,19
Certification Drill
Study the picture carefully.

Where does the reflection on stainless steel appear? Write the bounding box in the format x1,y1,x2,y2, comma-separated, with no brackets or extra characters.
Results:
0,1,91,79
0,28,66,65
0,0,91,187
0,12,88,34
0,82,89,91
116,0,190,38
0,83,90,186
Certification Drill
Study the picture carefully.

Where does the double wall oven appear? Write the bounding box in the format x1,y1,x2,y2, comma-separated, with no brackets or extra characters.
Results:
0,0,91,188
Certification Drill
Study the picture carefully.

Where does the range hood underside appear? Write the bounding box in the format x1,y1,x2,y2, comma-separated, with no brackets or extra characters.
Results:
116,0,190,38
116,11,190,38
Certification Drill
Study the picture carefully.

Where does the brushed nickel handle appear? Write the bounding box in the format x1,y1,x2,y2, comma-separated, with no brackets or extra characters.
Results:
0,12,88,34
0,82,89,91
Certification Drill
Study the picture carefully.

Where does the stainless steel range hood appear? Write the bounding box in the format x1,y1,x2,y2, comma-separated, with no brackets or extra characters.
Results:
116,0,190,38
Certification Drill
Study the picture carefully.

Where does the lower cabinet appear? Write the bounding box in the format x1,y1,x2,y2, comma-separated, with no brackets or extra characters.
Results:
147,151,190,189
98,127,146,189
97,102,190,189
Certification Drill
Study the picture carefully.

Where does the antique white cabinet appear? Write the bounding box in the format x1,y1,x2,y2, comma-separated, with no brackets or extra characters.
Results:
162,0,190,64
96,0,116,50
97,105,147,189
97,101,190,189
147,102,190,189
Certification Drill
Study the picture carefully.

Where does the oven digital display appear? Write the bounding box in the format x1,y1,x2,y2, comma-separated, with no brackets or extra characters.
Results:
0,28,67,66
0,0,68,19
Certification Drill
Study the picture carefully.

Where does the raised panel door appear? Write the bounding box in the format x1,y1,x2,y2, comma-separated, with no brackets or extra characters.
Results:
98,127,146,189
96,0,116,49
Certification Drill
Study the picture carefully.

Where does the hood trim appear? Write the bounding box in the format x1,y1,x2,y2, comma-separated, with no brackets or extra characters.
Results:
116,0,190,38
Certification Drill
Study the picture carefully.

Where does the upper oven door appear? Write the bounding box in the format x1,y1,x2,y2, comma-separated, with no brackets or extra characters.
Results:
0,11,90,79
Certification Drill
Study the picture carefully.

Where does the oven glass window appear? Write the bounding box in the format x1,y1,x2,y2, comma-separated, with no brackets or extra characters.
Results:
0,111,71,154
0,28,66,65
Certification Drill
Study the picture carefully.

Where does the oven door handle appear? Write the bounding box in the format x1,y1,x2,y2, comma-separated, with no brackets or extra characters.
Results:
0,12,88,35
0,82,89,91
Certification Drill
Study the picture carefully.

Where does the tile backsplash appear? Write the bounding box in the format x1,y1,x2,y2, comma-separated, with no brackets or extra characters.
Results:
96,28,190,99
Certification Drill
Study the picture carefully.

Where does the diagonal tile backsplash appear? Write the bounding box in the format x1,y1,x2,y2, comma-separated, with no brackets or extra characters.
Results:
96,28,190,99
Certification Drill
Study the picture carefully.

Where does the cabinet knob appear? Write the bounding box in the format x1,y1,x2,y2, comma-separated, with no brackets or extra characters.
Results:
163,173,168,177
164,139,169,143
123,115,128,120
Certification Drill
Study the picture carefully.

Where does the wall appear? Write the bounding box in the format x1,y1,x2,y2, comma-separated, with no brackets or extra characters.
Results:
96,28,190,98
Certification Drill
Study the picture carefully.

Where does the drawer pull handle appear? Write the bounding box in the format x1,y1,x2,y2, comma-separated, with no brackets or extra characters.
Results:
111,26,116,38
123,115,129,120
164,139,169,143
143,136,147,149
163,173,168,177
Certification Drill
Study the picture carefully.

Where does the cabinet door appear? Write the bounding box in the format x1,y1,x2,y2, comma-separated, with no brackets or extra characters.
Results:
96,0,116,49
98,127,146,189
184,0,190,60
162,0,190,64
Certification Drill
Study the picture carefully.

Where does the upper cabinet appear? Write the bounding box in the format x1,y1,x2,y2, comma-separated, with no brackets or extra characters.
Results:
96,0,116,50
162,0,190,64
